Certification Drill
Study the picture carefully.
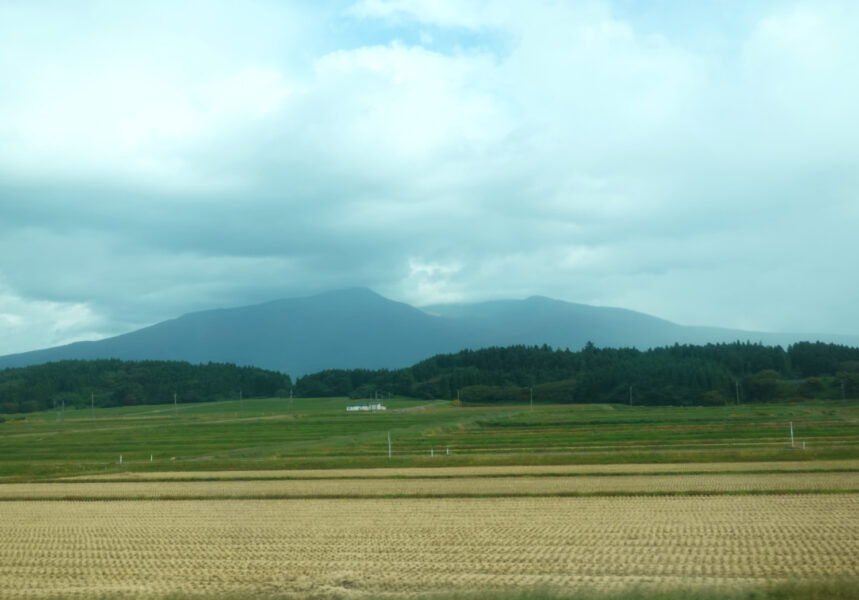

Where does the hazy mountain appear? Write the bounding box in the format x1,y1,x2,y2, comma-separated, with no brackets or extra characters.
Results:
0,289,475,376
426,296,859,350
1,288,856,376
423,296,686,348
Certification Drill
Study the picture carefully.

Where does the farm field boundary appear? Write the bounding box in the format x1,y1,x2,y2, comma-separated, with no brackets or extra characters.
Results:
2,472,858,500
59,458,859,482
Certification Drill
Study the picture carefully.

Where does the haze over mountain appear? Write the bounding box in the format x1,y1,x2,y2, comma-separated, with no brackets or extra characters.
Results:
0,288,856,377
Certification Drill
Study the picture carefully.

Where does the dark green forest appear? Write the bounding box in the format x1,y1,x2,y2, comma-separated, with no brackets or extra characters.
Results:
0,360,292,414
2,342,858,414
295,341,859,406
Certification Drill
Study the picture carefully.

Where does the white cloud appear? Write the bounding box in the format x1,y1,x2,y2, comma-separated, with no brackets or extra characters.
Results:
399,258,464,304
0,283,109,355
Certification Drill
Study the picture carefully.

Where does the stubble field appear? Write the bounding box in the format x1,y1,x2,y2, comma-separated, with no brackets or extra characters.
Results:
2,495,857,599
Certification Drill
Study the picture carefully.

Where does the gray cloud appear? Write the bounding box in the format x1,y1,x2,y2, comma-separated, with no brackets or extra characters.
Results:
1,0,858,355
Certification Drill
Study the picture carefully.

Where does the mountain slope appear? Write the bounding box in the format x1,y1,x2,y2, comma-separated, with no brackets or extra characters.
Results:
425,296,859,350
1,288,856,375
423,296,686,349
0,289,473,375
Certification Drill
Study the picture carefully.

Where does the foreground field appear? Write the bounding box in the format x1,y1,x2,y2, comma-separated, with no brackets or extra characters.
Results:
1,495,856,599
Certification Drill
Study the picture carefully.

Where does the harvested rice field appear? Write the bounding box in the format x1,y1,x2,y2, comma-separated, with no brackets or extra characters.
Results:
1,495,856,599
3,471,859,499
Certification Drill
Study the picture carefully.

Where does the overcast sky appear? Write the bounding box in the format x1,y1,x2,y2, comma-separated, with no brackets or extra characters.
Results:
1,0,858,356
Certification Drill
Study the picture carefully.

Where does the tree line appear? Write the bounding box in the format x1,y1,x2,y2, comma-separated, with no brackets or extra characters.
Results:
0,360,292,414
2,341,857,414
294,341,859,406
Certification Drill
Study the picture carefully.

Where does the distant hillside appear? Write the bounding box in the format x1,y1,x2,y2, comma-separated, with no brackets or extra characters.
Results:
295,341,859,406
0,288,857,376
3,341,858,413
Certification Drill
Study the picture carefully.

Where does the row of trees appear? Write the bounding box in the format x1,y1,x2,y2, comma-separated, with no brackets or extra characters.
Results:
294,341,859,406
0,360,292,414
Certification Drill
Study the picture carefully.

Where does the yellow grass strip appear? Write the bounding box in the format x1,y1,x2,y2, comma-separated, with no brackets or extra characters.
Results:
0,496,856,599
4,472,859,499
61,459,859,481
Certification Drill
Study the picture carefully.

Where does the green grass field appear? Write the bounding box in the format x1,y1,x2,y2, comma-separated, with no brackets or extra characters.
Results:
2,396,857,481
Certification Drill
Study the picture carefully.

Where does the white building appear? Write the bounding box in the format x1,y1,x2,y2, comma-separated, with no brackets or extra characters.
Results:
346,401,386,412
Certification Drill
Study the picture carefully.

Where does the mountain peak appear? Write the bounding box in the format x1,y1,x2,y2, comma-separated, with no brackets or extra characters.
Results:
320,286,380,298
304,287,392,310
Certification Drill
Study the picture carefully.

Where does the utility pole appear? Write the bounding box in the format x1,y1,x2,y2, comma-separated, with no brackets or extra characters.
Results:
387,432,392,459
790,421,795,448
